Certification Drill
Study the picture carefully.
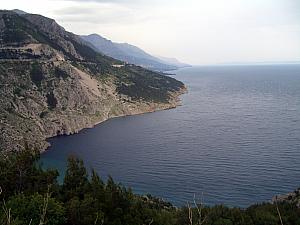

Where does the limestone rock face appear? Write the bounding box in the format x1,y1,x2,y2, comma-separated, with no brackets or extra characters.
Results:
0,10,186,152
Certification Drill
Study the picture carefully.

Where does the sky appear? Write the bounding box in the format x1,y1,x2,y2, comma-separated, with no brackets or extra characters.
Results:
2,0,300,65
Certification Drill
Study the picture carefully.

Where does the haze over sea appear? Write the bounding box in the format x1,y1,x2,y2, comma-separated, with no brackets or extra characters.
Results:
41,64,300,207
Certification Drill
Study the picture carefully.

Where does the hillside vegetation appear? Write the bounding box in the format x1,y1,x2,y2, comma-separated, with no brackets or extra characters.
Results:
0,150,299,225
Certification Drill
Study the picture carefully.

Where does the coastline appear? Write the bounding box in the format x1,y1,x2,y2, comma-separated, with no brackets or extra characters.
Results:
0,59,187,154
42,85,188,153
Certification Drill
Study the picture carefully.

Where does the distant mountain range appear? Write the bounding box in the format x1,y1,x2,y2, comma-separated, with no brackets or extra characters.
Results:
155,55,190,68
81,34,190,71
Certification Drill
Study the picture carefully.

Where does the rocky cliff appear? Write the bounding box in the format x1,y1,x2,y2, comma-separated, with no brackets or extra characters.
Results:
0,10,186,152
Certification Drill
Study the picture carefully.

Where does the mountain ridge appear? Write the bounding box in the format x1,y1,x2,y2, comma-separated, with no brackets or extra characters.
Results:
156,55,191,68
0,10,186,152
81,33,189,71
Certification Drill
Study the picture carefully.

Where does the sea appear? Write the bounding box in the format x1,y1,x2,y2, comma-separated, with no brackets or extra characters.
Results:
40,64,300,207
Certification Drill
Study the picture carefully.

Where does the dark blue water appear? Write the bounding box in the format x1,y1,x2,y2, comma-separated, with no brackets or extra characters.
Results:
41,64,300,208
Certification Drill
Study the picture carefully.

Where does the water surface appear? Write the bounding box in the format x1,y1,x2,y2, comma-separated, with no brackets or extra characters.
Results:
41,64,300,207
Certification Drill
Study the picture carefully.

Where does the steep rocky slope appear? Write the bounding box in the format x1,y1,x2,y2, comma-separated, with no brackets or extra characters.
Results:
0,10,186,152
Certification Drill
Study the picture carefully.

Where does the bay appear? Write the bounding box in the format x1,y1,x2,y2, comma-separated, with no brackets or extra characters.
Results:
41,64,300,207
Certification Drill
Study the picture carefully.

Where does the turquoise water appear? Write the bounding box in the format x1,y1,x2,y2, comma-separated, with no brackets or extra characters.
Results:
41,64,300,207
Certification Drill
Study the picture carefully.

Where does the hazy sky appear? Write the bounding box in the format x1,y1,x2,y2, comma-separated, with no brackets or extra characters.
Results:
2,0,300,65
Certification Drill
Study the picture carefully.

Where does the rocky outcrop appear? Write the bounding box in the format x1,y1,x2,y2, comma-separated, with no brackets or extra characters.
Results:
272,188,300,208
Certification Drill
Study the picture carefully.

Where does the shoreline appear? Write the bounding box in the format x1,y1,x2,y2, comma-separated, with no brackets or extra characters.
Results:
272,188,300,208
42,86,188,153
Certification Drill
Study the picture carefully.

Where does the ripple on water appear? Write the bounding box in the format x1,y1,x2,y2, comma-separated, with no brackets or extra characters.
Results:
41,65,300,207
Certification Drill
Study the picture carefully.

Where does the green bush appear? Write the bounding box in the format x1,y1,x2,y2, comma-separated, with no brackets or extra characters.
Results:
2,193,65,225
30,63,44,86
46,92,58,110
54,67,69,80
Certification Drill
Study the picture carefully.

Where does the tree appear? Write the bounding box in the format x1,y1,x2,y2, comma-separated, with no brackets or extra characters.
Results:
1,193,65,225
0,149,58,198
62,156,89,200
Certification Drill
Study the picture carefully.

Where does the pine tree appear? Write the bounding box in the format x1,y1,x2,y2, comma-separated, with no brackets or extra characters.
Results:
62,155,88,200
